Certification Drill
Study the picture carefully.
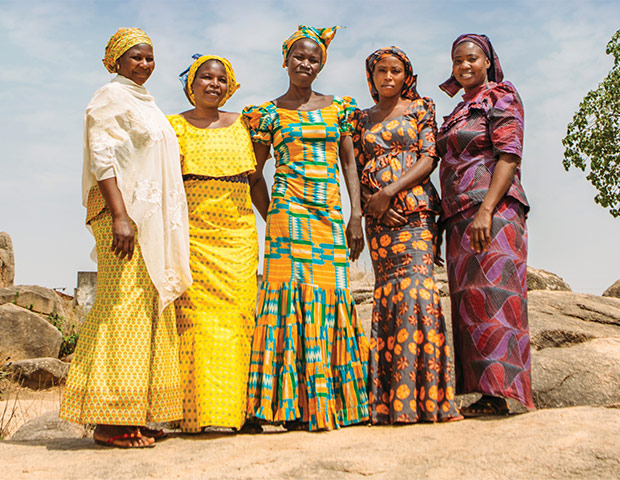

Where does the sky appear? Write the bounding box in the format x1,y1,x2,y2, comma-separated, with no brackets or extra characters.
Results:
1,0,619,296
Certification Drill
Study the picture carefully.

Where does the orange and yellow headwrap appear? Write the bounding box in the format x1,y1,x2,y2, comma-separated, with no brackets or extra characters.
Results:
179,54,240,107
281,25,342,70
102,28,152,73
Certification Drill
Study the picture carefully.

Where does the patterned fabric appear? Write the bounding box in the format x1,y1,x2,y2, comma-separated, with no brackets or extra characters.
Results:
168,114,256,177
445,198,534,409
365,46,420,103
439,33,504,98
436,81,528,220
60,207,182,425
175,177,258,432
242,97,370,431
178,54,240,107
365,214,460,423
102,27,152,73
352,98,441,216
281,25,341,69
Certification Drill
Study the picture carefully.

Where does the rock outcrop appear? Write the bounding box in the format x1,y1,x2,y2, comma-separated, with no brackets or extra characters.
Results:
10,410,87,441
4,357,70,389
526,266,571,291
0,232,15,288
603,278,620,298
0,303,62,361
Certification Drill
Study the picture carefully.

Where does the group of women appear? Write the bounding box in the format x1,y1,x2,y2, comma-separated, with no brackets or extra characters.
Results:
59,25,533,448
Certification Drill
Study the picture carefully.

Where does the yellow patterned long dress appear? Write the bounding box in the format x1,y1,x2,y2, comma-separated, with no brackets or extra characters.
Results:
168,114,258,432
242,97,369,431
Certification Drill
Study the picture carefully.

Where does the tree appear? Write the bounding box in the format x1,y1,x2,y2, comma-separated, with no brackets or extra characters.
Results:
563,29,620,217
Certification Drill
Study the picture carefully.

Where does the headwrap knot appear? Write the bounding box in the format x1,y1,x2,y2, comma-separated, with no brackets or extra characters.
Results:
365,46,420,103
281,25,342,69
178,54,240,107
102,28,152,73
439,33,504,97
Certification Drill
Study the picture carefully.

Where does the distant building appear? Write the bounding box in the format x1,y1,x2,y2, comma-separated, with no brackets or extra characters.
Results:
74,271,97,313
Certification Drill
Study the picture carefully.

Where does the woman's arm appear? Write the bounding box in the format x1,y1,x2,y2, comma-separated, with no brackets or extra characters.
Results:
365,155,437,220
469,152,520,253
339,135,364,261
248,142,271,221
98,177,135,260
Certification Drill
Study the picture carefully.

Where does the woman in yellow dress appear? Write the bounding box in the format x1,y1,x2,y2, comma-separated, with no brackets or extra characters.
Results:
168,54,259,433
60,28,191,448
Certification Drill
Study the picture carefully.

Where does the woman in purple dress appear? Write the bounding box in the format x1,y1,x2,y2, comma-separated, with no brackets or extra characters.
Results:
436,34,535,416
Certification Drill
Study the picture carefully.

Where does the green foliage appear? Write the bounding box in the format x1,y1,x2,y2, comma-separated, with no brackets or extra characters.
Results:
563,29,620,217
47,312,78,358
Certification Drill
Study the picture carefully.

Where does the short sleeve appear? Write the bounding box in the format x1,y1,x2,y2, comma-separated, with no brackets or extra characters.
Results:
337,96,357,136
166,114,186,157
412,97,438,159
350,108,366,176
487,82,524,159
241,104,273,145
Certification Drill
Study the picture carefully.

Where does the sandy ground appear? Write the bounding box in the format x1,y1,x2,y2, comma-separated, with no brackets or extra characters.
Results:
1,406,619,480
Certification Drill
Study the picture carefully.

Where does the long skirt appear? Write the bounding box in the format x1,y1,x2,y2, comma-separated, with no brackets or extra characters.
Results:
59,209,183,425
174,176,258,432
445,197,534,409
366,212,461,423
247,197,369,431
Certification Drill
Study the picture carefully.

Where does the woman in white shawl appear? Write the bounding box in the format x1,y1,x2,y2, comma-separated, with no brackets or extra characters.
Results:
59,28,191,448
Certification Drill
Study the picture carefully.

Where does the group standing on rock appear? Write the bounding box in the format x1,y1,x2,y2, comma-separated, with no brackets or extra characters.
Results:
59,25,534,448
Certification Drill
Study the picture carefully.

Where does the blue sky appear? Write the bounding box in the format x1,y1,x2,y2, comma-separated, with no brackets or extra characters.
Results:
1,0,619,295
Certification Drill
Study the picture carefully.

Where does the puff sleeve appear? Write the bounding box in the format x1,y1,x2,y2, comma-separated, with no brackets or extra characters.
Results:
487,82,524,159
337,96,357,136
241,103,274,145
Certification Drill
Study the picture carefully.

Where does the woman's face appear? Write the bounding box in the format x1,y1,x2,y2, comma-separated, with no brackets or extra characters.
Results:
372,55,406,100
451,41,490,93
286,38,322,88
116,44,155,85
191,60,228,108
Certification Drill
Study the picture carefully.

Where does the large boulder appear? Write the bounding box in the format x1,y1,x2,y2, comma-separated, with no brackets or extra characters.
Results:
527,266,571,291
603,278,620,298
4,357,70,389
0,285,67,317
10,410,87,441
0,303,61,361
0,232,15,288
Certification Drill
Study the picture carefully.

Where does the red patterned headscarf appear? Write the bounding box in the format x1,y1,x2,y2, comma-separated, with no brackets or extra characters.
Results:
439,33,504,97
365,46,420,104
282,25,341,70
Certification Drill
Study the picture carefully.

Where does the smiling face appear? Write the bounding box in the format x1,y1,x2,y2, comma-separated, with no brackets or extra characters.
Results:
191,59,228,108
286,38,322,87
451,41,491,93
372,55,406,100
116,43,154,85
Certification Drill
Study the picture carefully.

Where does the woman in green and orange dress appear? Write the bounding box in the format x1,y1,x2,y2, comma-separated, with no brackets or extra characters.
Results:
351,46,461,424
168,54,259,433
242,25,369,431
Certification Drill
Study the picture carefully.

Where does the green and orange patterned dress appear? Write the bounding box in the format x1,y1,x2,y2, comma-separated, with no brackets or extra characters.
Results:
242,97,369,431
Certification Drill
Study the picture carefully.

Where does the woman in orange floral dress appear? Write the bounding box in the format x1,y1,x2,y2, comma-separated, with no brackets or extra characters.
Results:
351,46,461,424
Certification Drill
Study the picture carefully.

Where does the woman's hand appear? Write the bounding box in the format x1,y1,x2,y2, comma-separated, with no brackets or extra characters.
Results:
346,214,364,262
469,206,493,253
365,189,393,219
380,208,407,228
111,214,135,260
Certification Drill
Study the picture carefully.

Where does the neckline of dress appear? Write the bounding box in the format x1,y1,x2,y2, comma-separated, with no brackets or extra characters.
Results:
364,99,418,126
177,113,241,131
269,95,335,112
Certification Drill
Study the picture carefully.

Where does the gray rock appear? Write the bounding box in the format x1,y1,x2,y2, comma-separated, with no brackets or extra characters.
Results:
0,232,15,289
10,410,87,441
532,338,620,409
0,285,67,317
4,357,70,389
527,266,572,291
603,278,620,298
0,303,61,361
433,265,450,297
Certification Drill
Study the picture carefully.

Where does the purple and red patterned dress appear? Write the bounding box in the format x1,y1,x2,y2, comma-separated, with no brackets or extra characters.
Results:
352,98,461,423
436,80,534,409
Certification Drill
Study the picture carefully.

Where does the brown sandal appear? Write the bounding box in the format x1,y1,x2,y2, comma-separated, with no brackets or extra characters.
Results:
461,396,509,418
94,430,155,448
140,427,167,441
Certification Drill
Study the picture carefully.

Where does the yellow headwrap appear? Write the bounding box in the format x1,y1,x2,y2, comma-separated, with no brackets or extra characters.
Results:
181,55,240,107
102,28,153,73
281,25,342,70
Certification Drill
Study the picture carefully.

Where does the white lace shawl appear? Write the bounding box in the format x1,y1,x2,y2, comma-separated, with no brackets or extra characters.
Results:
82,75,191,311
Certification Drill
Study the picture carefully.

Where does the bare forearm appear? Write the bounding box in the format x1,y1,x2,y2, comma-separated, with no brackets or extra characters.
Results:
339,136,362,219
97,177,128,219
249,174,270,221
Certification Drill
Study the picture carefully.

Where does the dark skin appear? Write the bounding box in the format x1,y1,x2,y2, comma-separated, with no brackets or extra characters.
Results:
91,44,159,448
451,41,521,414
248,38,364,261
452,42,520,255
